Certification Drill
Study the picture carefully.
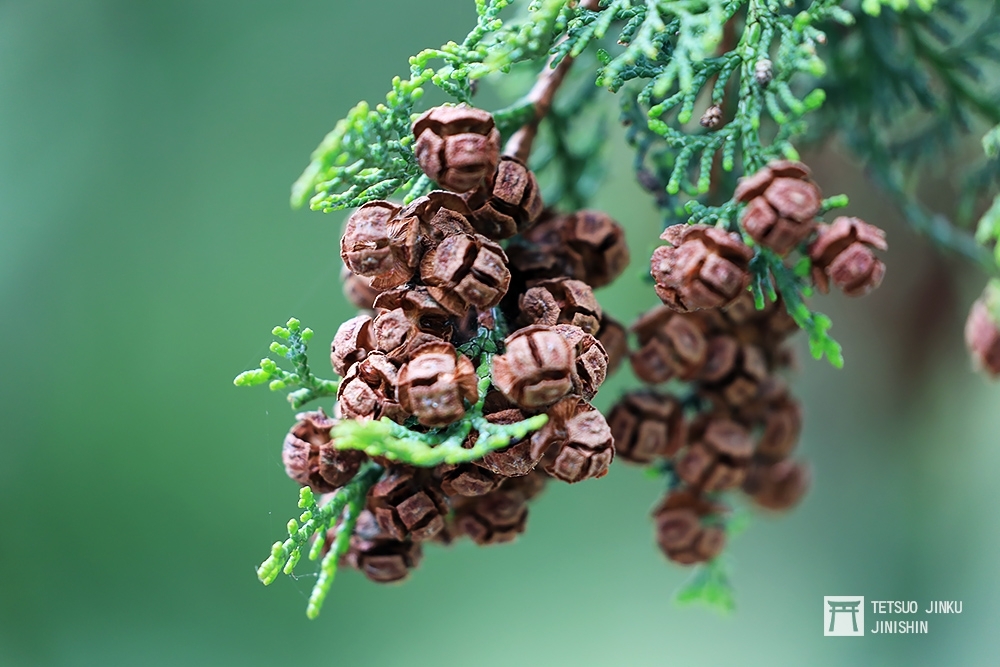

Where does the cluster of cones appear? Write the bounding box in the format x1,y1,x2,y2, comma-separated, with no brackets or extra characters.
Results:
282,104,894,579
608,159,888,565
283,104,631,583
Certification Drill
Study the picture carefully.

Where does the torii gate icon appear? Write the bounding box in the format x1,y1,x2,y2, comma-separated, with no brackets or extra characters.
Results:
827,599,862,633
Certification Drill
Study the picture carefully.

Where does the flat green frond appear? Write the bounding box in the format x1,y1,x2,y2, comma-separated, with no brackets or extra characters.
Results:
595,0,730,96
234,317,339,409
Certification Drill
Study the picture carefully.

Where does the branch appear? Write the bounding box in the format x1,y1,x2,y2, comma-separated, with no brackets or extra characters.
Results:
504,0,603,162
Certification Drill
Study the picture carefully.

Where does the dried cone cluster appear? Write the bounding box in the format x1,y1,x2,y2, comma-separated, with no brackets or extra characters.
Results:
611,293,811,565
280,104,633,585
629,159,888,566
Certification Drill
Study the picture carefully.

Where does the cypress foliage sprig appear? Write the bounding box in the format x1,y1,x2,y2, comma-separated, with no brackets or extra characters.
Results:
675,558,736,612
234,318,339,409
256,462,382,594
816,0,1000,270
305,476,368,619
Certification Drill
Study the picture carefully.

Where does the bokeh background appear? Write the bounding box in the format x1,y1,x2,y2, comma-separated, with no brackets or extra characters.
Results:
2,1,999,665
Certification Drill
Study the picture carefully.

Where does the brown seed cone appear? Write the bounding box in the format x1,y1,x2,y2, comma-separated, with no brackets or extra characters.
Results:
651,224,753,312
564,210,630,288
331,315,375,376
695,336,769,408
369,308,435,363
808,216,888,297
453,484,530,545
593,316,627,377
733,160,812,201
473,407,545,478
342,510,423,583
721,291,800,346
965,293,1000,377
753,389,803,461
530,396,615,483
502,467,549,500
374,285,455,341
700,104,723,129
736,160,821,255
345,191,475,292
492,324,576,409
412,105,501,193
630,306,709,384
653,490,727,565
420,233,511,316
463,156,543,239
742,459,810,511
395,191,476,245
396,340,479,428
340,265,382,310
519,277,603,335
436,463,502,497
282,409,366,493
675,416,754,492
552,324,609,400
368,467,449,541
337,352,408,423
507,210,629,288
340,201,414,289
608,390,686,464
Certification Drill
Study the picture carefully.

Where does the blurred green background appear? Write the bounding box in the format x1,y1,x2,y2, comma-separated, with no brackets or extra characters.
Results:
2,1,999,665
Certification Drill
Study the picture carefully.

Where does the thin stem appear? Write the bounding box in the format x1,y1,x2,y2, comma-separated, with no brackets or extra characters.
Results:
504,0,604,162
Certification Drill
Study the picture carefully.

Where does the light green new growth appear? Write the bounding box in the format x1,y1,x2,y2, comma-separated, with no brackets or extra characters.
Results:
256,462,382,616
234,318,339,409
331,355,549,467
751,249,843,367
306,475,368,619
861,0,936,16
675,558,736,613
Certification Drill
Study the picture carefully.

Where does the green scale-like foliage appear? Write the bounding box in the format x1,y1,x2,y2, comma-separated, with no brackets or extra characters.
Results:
814,0,1000,272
